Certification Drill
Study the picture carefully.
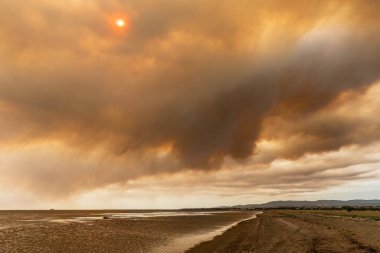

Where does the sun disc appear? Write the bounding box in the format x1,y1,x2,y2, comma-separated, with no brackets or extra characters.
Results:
115,19,126,28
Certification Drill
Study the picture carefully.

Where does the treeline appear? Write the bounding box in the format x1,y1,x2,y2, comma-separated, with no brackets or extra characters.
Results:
242,206,380,211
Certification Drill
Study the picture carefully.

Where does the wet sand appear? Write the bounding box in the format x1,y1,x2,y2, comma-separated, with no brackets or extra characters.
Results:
187,210,380,253
0,210,255,253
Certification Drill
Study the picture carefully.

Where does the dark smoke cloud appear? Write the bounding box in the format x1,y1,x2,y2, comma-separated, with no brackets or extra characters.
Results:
0,0,380,195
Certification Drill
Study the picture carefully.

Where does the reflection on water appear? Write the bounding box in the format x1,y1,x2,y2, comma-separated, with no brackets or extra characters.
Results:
49,216,104,224
0,210,257,253
155,213,260,253
100,211,213,219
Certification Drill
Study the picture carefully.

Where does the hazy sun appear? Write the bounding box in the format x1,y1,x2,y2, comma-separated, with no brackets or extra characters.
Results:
115,19,126,28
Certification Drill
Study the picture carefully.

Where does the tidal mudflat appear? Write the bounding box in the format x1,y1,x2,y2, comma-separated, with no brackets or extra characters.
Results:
0,210,256,253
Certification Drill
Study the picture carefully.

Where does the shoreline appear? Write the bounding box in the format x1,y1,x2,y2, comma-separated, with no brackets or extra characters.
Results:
154,212,261,253
185,213,261,253
0,210,255,253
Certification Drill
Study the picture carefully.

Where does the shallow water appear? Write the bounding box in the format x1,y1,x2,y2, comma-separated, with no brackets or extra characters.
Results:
0,210,256,253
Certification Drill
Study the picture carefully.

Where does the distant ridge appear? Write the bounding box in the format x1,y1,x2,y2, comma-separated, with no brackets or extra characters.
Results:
227,199,380,209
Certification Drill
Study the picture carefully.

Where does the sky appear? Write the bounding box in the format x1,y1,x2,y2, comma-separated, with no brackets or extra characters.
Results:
0,0,380,209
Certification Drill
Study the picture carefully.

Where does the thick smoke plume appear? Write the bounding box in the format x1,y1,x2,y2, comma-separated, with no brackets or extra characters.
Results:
0,0,380,195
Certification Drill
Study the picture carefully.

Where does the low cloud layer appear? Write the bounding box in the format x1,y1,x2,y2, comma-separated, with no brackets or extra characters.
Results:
0,0,380,203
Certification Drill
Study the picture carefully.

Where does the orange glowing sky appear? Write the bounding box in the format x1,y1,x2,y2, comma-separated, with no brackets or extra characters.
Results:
0,0,380,209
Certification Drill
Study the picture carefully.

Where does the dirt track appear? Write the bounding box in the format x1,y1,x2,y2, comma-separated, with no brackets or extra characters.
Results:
186,210,380,253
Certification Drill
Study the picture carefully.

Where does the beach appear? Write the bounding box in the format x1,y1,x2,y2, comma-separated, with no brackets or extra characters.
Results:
1,209,379,252
0,210,255,253
187,210,380,253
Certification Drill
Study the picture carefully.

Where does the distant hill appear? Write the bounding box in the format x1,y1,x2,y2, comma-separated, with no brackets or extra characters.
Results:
229,199,380,209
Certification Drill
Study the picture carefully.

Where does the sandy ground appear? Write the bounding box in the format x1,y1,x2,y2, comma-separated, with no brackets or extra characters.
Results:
187,210,380,253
